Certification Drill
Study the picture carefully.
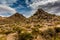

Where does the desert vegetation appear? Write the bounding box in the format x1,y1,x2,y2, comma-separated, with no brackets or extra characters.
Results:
0,9,60,40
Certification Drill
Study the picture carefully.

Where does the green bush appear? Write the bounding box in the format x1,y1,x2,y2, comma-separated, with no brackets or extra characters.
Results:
19,32,33,40
47,28,55,37
54,27,60,33
34,24,43,28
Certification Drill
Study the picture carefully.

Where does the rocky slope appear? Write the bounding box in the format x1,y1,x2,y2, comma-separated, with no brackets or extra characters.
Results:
29,9,60,26
0,13,26,24
0,9,60,40
9,13,26,22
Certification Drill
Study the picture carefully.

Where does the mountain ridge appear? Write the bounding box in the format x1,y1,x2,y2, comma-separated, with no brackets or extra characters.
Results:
0,9,60,25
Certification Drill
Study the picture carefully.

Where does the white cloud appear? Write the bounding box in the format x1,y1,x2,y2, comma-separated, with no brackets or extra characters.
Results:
46,7,60,15
0,0,17,5
0,0,17,17
0,0,59,17
0,5,16,17
24,9,37,18
24,0,60,17
29,0,58,9
26,0,29,5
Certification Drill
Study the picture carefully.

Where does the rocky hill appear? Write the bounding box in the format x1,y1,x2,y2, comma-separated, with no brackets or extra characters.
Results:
8,13,26,23
29,9,60,26
0,9,60,40
0,13,26,24
9,13,26,21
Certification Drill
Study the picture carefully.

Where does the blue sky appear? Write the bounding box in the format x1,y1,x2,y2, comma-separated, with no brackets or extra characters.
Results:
0,0,60,17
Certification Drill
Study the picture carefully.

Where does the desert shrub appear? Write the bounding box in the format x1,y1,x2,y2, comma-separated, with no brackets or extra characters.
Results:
54,27,60,33
46,28,55,37
19,32,33,40
25,24,31,29
40,28,56,40
9,24,23,33
32,27,40,35
31,27,40,39
0,24,21,34
0,26,14,34
3,31,13,35
0,35,6,40
52,34,60,40
34,24,43,28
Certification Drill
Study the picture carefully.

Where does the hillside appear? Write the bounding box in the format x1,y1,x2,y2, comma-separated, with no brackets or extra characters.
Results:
0,9,60,40
29,9,60,26
0,13,26,24
8,13,26,23
9,13,26,21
